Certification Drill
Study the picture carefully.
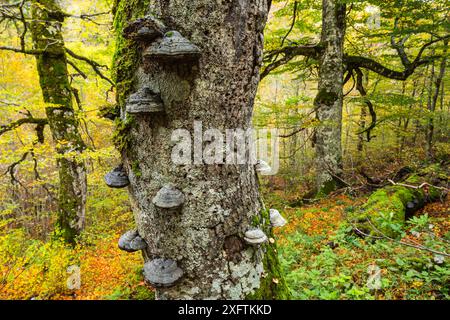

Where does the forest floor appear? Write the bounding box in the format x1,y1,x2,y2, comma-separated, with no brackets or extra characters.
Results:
1,190,448,300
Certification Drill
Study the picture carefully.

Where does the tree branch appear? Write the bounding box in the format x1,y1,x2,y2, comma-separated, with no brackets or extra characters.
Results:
262,35,449,81
64,48,114,86
355,68,377,142
0,45,45,55
390,17,411,68
261,44,321,79
0,117,48,136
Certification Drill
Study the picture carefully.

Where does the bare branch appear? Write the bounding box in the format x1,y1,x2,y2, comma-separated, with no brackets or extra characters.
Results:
390,18,411,68
387,179,450,192
355,68,377,142
261,44,321,79
344,213,450,258
67,59,87,79
0,117,48,136
64,48,114,86
0,45,45,55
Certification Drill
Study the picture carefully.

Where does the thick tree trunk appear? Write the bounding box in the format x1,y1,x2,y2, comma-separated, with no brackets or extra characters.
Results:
314,0,346,195
30,0,87,244
113,0,289,299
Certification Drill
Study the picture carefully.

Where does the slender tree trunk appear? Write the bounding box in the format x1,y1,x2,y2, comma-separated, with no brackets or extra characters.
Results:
357,72,369,153
400,79,418,152
113,0,289,300
30,0,87,244
426,42,447,160
357,105,367,153
413,65,430,144
314,0,346,195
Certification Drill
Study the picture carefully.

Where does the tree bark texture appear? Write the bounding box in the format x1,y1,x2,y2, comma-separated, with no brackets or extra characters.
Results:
30,0,87,244
314,0,346,195
113,0,289,300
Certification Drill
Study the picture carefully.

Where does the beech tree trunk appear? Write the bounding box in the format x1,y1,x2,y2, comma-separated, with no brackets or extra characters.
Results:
30,0,87,244
113,0,289,299
314,0,346,195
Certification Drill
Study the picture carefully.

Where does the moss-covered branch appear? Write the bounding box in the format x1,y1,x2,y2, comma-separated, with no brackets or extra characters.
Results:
0,117,48,136
350,164,449,238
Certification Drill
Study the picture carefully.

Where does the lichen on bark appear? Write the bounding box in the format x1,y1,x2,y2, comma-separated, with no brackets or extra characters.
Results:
112,0,289,300
314,0,346,196
246,209,290,300
30,0,87,244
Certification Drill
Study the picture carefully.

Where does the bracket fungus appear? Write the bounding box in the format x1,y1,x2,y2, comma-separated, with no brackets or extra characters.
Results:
143,258,183,287
123,15,165,43
126,86,164,114
255,160,272,175
143,31,201,61
269,209,287,228
118,230,147,252
104,164,130,188
244,228,268,245
152,185,185,209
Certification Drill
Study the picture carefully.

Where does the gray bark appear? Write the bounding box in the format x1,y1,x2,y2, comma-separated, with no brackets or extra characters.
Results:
113,0,290,300
314,0,346,194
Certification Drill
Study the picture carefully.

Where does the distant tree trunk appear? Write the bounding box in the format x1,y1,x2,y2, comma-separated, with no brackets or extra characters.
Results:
426,41,447,160
314,0,346,195
112,0,289,299
400,79,418,152
357,105,367,153
30,0,87,244
357,72,369,153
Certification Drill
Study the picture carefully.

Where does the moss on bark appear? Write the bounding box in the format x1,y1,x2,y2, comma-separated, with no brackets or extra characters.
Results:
112,0,151,108
112,0,276,300
112,0,150,153
247,209,291,300
30,0,87,244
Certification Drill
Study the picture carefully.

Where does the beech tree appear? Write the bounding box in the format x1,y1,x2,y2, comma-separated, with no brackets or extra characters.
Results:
0,0,111,243
261,0,449,195
111,0,289,299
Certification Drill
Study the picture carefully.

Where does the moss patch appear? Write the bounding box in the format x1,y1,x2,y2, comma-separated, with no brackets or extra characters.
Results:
112,115,136,153
112,0,151,109
247,209,291,300
351,165,447,238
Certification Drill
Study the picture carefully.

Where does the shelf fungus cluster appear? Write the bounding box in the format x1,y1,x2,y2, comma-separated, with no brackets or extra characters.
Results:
118,230,147,252
244,228,268,245
126,86,164,114
104,164,130,188
143,258,184,287
116,16,201,291
269,209,287,228
152,185,185,209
